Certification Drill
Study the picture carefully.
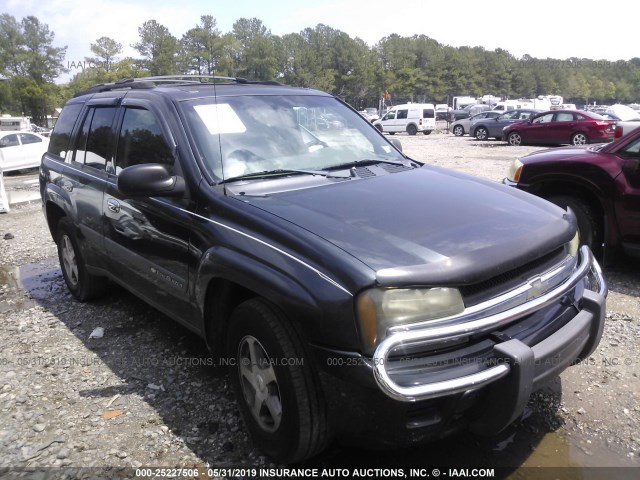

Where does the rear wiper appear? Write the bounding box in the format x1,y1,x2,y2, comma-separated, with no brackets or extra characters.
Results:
323,158,419,171
220,168,350,184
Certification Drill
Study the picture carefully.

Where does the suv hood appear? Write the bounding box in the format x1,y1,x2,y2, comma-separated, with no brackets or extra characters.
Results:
240,167,575,286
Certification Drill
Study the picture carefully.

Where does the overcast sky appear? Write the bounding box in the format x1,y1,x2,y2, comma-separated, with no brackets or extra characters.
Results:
3,0,638,80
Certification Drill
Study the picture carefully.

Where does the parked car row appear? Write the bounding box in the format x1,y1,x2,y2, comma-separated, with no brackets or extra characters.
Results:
452,109,617,146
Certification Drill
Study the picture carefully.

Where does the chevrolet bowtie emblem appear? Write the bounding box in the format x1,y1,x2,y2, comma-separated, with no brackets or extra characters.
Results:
527,277,545,300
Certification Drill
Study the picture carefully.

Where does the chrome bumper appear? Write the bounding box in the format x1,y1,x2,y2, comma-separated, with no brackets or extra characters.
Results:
372,246,607,402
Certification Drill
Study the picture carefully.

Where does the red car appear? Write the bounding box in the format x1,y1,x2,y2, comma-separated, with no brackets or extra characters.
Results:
503,127,640,258
503,110,616,146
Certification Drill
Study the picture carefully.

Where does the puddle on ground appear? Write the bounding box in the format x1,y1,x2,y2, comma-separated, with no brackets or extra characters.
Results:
0,258,61,314
2,260,639,474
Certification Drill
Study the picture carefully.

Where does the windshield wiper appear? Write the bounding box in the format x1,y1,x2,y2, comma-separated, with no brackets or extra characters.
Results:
323,158,419,171
220,168,350,184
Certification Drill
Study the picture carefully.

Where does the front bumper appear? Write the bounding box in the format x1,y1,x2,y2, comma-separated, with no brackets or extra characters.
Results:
371,246,606,430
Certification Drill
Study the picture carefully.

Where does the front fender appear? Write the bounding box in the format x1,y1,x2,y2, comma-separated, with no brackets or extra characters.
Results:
194,245,359,350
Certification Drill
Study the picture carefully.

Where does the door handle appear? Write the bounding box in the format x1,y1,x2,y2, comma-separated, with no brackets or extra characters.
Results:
107,198,120,213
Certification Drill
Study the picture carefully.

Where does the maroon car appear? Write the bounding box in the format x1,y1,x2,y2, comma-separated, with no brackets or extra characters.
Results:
503,110,616,146
503,128,640,258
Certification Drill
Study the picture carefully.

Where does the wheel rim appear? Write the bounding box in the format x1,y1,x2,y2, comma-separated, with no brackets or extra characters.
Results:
61,235,79,288
476,128,487,140
238,335,282,432
453,126,463,136
573,133,587,145
509,133,521,146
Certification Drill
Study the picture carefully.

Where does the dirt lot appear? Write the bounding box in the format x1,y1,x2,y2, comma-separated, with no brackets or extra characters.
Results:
0,132,638,478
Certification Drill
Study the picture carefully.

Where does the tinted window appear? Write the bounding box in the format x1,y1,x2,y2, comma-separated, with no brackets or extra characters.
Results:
19,133,42,145
72,107,117,170
115,108,173,173
396,110,408,120
0,134,20,148
49,103,83,158
423,109,435,119
620,138,640,158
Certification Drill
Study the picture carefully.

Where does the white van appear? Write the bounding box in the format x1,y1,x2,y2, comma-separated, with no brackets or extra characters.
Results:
373,103,436,135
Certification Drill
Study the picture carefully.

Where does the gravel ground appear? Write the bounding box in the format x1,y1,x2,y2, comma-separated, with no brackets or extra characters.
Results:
0,133,638,478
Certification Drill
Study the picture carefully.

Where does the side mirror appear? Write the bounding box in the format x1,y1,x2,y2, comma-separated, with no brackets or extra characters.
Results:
389,138,403,152
117,163,185,197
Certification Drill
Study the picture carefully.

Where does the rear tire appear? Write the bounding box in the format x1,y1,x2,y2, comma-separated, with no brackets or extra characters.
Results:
407,124,417,136
423,130,432,135
56,217,107,301
226,298,330,463
547,195,601,255
571,132,589,145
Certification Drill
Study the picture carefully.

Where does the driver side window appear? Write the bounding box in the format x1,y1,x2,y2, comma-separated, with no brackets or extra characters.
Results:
114,108,174,175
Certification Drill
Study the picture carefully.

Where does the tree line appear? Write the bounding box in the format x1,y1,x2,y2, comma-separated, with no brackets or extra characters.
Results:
1,12,639,125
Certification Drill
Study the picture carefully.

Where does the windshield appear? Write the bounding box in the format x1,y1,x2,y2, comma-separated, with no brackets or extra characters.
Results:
182,94,404,181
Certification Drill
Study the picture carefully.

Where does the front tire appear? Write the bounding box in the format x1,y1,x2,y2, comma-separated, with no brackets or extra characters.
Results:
475,126,489,140
226,298,329,463
547,195,601,255
56,217,107,301
452,125,464,136
507,132,522,146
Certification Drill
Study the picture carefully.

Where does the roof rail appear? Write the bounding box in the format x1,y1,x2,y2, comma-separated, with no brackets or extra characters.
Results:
74,75,283,97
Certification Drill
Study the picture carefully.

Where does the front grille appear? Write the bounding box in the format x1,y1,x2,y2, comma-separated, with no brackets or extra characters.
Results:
460,247,567,307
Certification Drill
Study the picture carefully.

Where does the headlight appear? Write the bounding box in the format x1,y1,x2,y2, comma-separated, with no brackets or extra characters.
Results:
356,287,465,354
506,159,524,182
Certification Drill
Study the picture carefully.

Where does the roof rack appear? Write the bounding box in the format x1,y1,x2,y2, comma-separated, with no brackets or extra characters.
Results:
74,75,283,97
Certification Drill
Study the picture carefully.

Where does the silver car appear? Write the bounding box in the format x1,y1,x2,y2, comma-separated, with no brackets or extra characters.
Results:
451,111,502,137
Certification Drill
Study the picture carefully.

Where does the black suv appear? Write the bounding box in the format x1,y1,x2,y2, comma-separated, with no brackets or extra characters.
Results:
40,76,607,463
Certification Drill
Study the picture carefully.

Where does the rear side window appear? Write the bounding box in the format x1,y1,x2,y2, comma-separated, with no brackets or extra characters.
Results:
555,113,574,122
73,107,117,170
115,108,174,173
19,133,43,145
48,103,83,158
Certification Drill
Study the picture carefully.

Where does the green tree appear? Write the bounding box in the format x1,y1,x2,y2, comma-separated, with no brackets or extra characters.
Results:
132,20,178,75
0,14,66,124
231,18,276,80
85,36,122,72
180,15,231,76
